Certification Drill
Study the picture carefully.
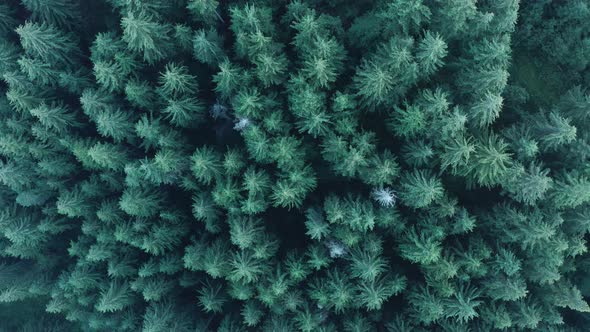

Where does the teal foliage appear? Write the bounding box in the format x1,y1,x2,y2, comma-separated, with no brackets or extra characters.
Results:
0,0,589,331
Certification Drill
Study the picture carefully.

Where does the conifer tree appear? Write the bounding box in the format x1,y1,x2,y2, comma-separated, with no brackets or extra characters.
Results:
0,1,589,331
16,21,79,66
21,0,80,28
121,13,173,63
416,31,448,76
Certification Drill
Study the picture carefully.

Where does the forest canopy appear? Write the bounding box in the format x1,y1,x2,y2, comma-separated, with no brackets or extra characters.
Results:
0,0,590,331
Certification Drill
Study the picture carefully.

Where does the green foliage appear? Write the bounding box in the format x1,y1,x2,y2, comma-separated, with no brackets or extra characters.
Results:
469,92,504,127
503,162,553,205
360,150,400,186
468,132,512,188
0,1,589,331
324,195,377,232
383,0,431,34
21,0,80,28
550,171,590,209
399,227,443,265
408,286,445,324
158,63,198,98
305,207,330,241
271,165,317,209
88,142,129,171
94,108,136,142
29,102,79,133
530,111,577,151
191,146,222,185
321,132,377,178
416,31,448,76
18,56,60,86
443,284,482,323
187,0,220,23
95,281,134,313
0,4,18,36
353,37,418,109
229,250,269,284
398,170,444,209
198,279,227,313
388,103,426,138
15,21,79,66
193,28,224,66
348,246,387,281
119,187,165,217
121,13,173,63
241,299,263,327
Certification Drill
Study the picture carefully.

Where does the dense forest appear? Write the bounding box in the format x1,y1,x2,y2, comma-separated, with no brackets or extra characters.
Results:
0,0,590,331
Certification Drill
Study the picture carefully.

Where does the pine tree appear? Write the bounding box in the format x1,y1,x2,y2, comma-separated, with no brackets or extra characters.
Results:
416,31,447,76
548,280,590,313
56,187,92,218
119,187,165,217
29,103,80,134
388,103,427,138
21,0,80,28
550,171,590,209
95,281,134,313
399,227,443,264
229,250,269,284
354,273,406,311
0,40,20,77
163,97,205,128
530,111,577,151
193,28,225,66
353,61,393,109
87,142,130,171
0,1,590,330
93,60,126,92
379,0,431,35
467,37,512,68
121,13,173,63
15,22,80,66
511,299,542,329
469,92,504,127
431,0,478,37
401,140,434,167
0,4,18,36
398,170,444,209
359,150,400,186
299,36,346,89
18,56,60,86
443,284,482,323
289,85,330,138
229,216,264,250
141,301,192,332
198,279,227,313
458,66,509,97
125,79,158,110
468,132,512,188
187,0,221,24
158,63,198,98
191,146,222,185
241,300,264,327
407,285,445,324
271,166,317,210
503,162,553,205
347,246,387,281
254,51,288,87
